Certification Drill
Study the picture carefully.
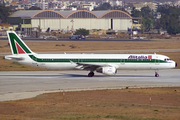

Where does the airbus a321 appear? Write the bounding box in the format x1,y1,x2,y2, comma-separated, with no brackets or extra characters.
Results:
5,31,177,77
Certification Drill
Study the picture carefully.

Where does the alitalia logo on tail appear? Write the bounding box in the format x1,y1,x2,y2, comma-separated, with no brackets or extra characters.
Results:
7,31,32,54
15,41,26,54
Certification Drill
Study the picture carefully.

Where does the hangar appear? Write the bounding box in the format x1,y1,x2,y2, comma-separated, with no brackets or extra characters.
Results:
7,10,132,32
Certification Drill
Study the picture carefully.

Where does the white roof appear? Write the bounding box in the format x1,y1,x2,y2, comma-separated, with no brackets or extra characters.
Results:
9,10,41,18
9,10,132,19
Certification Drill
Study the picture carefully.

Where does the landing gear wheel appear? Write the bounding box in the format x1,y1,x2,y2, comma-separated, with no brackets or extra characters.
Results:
155,72,159,77
88,72,94,77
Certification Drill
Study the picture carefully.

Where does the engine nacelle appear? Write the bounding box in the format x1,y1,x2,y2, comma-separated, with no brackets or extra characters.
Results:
96,67,117,75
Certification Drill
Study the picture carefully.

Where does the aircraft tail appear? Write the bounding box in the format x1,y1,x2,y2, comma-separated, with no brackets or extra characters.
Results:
7,31,33,55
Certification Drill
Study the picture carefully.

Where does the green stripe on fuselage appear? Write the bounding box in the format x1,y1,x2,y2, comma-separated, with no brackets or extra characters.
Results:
29,55,166,63
9,33,31,54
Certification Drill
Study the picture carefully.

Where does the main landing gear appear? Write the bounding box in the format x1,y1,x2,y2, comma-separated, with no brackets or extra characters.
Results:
88,71,94,77
155,71,159,77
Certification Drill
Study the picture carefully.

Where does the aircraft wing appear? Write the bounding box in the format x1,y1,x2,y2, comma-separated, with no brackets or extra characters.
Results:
74,62,110,71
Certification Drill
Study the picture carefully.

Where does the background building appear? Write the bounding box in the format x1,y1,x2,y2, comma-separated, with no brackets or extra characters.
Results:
7,10,132,33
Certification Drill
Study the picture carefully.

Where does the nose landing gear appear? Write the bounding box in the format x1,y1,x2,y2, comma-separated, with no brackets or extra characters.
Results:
155,72,159,77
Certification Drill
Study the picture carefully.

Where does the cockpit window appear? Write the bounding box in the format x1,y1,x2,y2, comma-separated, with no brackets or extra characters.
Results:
164,58,171,61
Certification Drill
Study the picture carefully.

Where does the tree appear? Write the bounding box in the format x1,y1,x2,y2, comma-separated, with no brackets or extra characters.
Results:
142,17,153,31
154,19,161,29
74,28,89,36
156,5,180,33
140,6,153,31
141,6,152,18
158,14,170,29
112,6,125,11
93,3,112,11
0,4,10,23
131,7,141,17
167,25,180,35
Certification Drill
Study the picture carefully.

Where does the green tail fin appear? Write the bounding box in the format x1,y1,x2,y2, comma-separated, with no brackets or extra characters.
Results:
7,31,33,55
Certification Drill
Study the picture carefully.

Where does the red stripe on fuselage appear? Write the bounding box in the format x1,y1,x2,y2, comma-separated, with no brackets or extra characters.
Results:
15,42,25,54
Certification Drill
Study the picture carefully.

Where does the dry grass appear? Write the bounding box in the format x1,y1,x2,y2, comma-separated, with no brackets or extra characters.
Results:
0,87,180,120
1,39,180,52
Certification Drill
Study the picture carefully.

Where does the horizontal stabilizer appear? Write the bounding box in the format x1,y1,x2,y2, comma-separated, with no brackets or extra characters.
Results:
5,55,24,61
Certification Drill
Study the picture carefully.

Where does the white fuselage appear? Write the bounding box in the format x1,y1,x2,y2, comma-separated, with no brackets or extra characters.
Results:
5,53,176,70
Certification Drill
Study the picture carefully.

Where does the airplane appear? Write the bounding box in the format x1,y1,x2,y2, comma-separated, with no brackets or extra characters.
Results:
5,31,177,77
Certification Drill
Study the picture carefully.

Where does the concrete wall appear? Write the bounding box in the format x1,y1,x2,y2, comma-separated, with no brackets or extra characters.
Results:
113,19,132,32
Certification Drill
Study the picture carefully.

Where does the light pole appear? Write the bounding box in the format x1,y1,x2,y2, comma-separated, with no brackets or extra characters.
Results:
130,20,132,39
70,19,74,34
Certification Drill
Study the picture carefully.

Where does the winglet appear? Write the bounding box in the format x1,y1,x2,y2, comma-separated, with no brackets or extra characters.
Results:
7,31,33,55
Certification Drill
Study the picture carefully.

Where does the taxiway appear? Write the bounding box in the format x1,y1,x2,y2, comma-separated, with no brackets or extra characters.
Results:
0,69,180,101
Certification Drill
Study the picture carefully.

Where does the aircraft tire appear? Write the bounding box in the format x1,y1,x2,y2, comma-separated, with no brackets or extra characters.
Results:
88,72,94,77
155,72,159,77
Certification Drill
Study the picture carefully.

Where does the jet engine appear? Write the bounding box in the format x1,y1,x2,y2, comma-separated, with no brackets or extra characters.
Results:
96,67,117,75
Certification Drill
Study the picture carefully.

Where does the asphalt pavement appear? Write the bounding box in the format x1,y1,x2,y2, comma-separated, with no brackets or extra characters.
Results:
0,69,179,101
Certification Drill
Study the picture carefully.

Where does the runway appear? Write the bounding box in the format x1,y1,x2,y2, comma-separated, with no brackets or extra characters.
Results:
0,69,180,101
